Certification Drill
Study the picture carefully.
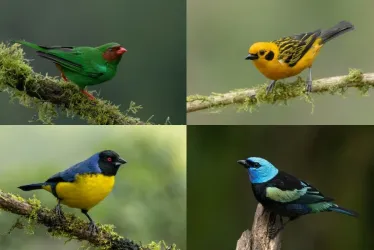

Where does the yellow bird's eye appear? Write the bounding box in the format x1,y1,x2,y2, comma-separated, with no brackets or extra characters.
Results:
259,50,266,56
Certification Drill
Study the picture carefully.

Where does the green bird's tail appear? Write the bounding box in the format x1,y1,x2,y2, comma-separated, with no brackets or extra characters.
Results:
12,40,46,51
319,21,354,44
18,183,45,191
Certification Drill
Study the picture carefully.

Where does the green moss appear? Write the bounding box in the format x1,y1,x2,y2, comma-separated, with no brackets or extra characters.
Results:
0,43,147,125
25,195,42,234
142,241,178,250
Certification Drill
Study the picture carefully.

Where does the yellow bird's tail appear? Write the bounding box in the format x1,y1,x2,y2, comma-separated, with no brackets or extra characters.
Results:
319,21,354,44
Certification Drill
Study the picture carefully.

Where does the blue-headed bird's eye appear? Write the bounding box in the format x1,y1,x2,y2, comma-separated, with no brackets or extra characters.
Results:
254,162,260,168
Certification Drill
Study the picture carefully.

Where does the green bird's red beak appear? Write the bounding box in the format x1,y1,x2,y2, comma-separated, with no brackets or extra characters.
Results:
117,47,127,55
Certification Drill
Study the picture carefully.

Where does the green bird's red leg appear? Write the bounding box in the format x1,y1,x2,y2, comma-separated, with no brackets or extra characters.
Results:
55,64,95,100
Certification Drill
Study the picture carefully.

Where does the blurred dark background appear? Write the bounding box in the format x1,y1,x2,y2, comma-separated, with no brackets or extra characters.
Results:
188,126,370,250
0,126,186,250
0,0,186,124
188,0,374,125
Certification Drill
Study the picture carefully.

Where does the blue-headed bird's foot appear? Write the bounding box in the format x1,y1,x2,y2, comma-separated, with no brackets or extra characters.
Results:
82,209,99,235
54,201,66,222
88,221,99,235
266,80,277,94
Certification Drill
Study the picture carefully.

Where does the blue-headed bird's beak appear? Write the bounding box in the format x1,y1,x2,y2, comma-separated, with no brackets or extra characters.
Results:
115,157,127,167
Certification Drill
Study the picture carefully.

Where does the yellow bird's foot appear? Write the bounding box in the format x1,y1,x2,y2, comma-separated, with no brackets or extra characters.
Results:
266,80,277,94
305,80,313,93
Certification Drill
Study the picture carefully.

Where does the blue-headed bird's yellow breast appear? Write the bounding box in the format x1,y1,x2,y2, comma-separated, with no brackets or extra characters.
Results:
54,173,115,210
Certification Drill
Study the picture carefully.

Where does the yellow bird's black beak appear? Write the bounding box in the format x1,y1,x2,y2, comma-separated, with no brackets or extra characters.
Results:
245,53,259,60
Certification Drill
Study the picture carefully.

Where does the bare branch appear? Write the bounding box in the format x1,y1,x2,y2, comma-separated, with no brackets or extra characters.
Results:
187,70,374,113
236,204,282,250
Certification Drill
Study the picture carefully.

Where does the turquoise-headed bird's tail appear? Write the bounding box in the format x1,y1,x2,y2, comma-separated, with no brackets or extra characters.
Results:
329,206,358,217
12,40,46,51
18,183,45,191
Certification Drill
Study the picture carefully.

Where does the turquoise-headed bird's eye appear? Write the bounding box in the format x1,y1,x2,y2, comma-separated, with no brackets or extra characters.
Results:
254,162,260,168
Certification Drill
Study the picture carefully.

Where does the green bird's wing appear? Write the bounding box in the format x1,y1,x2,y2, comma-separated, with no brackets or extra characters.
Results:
265,171,331,204
37,46,106,78
13,40,105,78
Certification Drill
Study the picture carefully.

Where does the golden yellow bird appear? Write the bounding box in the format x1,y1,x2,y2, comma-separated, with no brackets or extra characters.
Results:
245,21,354,93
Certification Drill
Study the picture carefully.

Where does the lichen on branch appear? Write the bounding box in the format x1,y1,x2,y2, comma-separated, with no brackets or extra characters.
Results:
0,189,178,250
187,69,374,113
0,43,148,125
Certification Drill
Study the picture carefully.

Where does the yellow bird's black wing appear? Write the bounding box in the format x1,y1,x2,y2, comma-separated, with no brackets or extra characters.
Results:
272,30,321,67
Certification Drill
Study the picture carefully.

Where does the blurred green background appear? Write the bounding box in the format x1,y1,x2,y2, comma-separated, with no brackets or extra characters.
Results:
188,126,370,250
187,0,374,124
0,126,186,250
0,0,186,125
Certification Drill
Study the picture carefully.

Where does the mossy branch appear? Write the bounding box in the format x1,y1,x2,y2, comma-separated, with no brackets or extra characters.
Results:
0,190,177,250
187,69,374,113
0,43,149,125
236,204,282,250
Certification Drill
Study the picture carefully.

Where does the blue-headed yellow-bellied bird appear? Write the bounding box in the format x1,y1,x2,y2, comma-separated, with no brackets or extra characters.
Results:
237,157,358,237
245,21,354,94
18,150,127,233
12,40,127,100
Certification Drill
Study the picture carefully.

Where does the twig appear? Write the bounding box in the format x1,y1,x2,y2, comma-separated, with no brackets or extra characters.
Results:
236,204,282,250
0,190,175,250
0,43,148,125
187,70,374,113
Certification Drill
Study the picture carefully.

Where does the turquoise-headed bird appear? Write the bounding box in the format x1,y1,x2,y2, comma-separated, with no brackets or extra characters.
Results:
18,150,127,233
13,40,127,100
237,157,358,237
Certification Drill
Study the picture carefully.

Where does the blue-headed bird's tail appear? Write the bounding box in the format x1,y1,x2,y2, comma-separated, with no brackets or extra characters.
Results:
18,183,45,191
329,205,359,217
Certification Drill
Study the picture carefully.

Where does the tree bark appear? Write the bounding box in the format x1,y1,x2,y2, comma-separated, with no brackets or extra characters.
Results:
236,204,282,250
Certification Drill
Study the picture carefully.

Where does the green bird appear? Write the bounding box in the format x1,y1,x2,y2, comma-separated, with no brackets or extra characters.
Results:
13,40,127,100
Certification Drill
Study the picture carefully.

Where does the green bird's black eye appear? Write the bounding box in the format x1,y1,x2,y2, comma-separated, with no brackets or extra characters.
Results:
259,50,265,56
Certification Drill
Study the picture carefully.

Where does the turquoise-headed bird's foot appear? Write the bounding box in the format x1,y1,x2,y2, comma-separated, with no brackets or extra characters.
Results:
54,201,66,222
266,80,277,95
268,224,284,239
81,89,96,100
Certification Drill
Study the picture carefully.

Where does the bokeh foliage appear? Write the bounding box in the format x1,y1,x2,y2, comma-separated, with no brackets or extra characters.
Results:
0,126,186,250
